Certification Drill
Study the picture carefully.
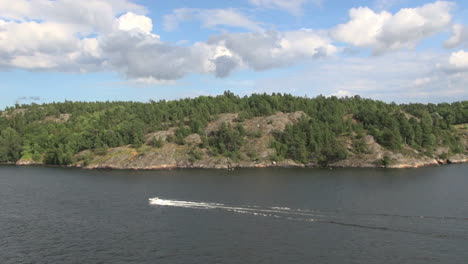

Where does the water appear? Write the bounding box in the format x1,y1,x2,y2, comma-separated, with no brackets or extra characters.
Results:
1,165,467,264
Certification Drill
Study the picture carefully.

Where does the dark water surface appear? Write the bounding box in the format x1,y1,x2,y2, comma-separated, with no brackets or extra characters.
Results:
1,165,467,264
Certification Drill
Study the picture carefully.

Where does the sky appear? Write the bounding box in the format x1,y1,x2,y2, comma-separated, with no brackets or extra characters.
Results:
0,0,468,108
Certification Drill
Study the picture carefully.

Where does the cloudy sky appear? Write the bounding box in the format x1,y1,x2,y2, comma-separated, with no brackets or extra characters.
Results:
1,0,467,107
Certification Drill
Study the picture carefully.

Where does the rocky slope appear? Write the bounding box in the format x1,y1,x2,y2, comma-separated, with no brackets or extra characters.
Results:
52,111,468,170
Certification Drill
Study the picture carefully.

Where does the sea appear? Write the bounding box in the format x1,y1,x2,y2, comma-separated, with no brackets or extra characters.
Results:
1,165,467,263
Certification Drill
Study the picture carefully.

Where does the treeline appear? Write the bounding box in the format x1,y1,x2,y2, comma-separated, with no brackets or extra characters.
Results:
0,91,466,165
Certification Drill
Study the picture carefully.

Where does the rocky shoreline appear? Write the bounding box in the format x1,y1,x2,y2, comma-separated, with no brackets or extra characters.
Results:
7,153,467,170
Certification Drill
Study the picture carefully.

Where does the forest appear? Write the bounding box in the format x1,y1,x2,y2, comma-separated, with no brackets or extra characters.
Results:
0,91,466,166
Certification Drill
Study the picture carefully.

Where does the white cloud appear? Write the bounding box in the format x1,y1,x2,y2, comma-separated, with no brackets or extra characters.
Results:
330,90,355,98
410,77,434,87
99,30,209,80
253,51,467,102
0,0,338,82
331,1,453,54
0,0,205,80
118,12,153,34
249,0,321,16
332,7,392,48
163,8,263,32
447,50,468,71
0,0,148,73
0,20,93,71
0,21,77,55
445,24,468,48
0,0,460,92
100,27,337,81
97,25,336,81
0,0,146,33
208,30,337,72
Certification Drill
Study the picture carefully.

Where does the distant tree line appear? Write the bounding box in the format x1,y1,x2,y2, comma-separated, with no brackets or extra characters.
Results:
0,91,466,165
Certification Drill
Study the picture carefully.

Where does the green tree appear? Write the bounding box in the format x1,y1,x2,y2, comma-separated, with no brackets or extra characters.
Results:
0,128,22,162
209,123,245,158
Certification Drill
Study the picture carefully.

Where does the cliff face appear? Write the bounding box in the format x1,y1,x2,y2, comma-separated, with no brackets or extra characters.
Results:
64,111,467,170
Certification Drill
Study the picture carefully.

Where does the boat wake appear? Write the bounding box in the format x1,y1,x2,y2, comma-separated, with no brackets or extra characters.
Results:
149,197,316,219
149,197,468,240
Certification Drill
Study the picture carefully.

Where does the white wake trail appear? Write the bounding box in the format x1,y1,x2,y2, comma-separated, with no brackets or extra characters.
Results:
148,197,468,241
148,197,318,220
149,197,225,209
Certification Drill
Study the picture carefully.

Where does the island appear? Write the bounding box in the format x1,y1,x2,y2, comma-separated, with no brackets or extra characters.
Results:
1,92,467,169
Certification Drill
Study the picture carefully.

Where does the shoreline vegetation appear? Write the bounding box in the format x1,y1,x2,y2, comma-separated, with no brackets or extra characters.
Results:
1,91,467,170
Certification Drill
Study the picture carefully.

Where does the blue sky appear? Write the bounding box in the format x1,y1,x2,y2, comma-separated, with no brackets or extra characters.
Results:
0,0,467,108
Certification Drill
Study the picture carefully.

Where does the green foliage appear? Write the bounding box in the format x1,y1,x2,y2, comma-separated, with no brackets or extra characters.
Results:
149,136,164,148
76,151,94,166
247,149,259,161
199,135,209,148
438,152,448,160
45,144,74,165
0,128,22,162
94,147,108,156
188,148,203,162
166,135,175,143
237,111,252,122
208,122,245,158
272,118,348,165
380,128,402,150
0,92,465,165
247,130,263,139
381,155,391,167
352,136,368,154
174,123,191,145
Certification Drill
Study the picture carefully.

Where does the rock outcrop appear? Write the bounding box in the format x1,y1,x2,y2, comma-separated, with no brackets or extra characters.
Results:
9,111,463,170
16,159,41,166
76,112,467,170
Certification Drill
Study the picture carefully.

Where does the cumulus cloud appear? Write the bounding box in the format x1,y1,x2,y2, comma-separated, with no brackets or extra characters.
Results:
445,24,468,48
208,30,337,72
331,1,453,54
0,20,93,70
118,12,154,34
212,56,241,78
0,0,148,72
0,0,338,82
3,0,457,88
0,1,205,80
248,0,322,16
163,8,263,32
100,22,336,80
100,30,210,80
444,50,468,72
0,0,145,33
